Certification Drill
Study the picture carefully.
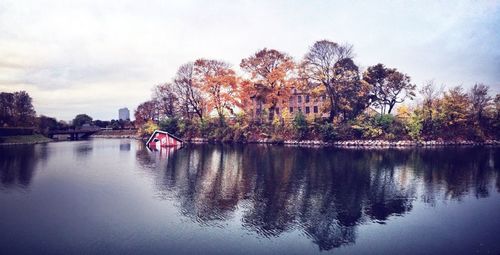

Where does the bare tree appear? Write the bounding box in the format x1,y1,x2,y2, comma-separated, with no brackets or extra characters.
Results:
301,40,356,121
153,82,178,119
172,63,206,121
469,83,491,125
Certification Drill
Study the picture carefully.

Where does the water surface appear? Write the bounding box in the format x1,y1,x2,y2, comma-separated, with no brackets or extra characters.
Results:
1,139,499,254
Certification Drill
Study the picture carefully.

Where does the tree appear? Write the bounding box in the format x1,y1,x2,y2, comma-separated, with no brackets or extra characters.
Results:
332,58,371,121
0,92,15,126
194,59,240,123
134,100,158,126
37,115,58,135
159,117,179,135
363,64,416,114
93,120,110,128
172,63,206,121
141,119,159,136
469,83,491,125
418,81,443,135
153,82,178,119
73,114,93,128
240,48,296,122
495,94,500,120
302,40,362,121
293,111,308,139
440,86,471,137
0,91,36,127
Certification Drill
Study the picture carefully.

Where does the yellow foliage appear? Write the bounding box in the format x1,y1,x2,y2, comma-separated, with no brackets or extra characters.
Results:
142,120,159,135
281,108,293,128
396,105,412,120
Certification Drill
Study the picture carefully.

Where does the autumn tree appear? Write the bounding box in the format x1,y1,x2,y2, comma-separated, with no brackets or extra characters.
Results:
440,86,471,137
172,63,206,121
134,100,158,126
301,40,362,121
418,81,443,135
240,48,296,122
363,64,416,114
194,59,239,123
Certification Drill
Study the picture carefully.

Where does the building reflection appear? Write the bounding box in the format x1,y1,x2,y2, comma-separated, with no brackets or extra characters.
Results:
136,145,499,251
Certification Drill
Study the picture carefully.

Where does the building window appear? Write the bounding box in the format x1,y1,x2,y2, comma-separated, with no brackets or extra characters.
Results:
298,95,302,103
289,96,294,103
305,106,310,114
298,107,302,112
313,106,318,113
289,107,294,113
305,95,310,103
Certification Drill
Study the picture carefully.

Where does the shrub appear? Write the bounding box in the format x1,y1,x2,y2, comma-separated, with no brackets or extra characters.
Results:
293,112,308,139
374,114,395,130
232,123,246,142
159,117,179,136
319,122,336,142
405,113,423,141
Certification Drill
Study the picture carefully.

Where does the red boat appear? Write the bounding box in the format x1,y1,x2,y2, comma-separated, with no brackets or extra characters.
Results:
146,130,183,150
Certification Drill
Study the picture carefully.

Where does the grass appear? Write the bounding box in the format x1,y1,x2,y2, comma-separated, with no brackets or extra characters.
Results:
0,134,53,144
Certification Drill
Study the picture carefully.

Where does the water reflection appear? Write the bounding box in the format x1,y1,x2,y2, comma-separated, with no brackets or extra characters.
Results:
119,142,131,151
0,145,47,189
137,145,499,251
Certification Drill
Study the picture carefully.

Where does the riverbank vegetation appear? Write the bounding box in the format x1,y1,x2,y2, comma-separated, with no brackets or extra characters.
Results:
135,40,499,142
0,134,53,145
1,91,135,142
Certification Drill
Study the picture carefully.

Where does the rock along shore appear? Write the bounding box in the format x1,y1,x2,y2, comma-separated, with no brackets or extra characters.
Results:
187,137,500,148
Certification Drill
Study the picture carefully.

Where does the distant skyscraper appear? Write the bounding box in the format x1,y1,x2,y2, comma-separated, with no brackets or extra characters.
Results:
118,107,130,121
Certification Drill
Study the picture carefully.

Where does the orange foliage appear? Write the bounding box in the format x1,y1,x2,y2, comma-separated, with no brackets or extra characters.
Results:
194,59,240,120
240,48,298,120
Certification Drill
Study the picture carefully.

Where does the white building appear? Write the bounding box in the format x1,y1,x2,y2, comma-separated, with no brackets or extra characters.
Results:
118,107,130,121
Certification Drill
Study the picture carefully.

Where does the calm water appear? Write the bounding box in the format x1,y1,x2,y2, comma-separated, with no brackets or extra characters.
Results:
0,139,499,255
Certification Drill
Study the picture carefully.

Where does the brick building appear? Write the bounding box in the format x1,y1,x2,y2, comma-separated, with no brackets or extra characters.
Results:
250,88,329,121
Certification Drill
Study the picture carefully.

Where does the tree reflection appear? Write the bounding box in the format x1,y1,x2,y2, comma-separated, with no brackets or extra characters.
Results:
0,145,47,189
136,145,499,251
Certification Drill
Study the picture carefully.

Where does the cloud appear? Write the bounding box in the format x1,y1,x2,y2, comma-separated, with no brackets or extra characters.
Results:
0,0,499,120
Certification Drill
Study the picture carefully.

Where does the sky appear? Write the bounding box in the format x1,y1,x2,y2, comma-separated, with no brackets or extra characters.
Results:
0,0,499,121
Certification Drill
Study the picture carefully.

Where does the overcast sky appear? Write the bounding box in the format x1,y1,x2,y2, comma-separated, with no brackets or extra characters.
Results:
1,0,499,120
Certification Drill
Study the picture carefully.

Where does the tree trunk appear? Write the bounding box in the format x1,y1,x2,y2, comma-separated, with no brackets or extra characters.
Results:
328,97,335,122
388,103,395,114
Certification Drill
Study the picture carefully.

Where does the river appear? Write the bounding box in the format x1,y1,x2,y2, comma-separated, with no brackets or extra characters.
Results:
1,139,499,254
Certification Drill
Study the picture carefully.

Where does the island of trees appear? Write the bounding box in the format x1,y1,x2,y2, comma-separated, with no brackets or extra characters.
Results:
134,40,500,143
1,39,498,144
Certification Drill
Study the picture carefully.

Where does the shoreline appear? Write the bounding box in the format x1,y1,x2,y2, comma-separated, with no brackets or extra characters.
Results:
0,134,53,146
188,137,500,148
2,134,499,148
